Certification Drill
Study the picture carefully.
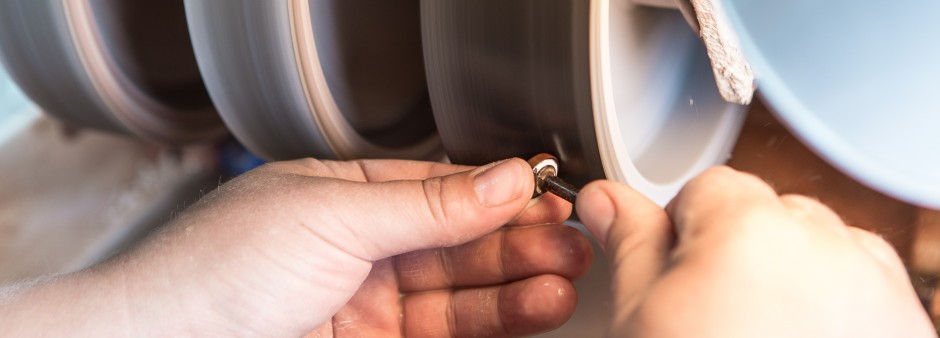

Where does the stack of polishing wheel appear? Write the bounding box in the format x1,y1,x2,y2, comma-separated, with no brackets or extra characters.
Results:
0,0,226,142
0,0,747,205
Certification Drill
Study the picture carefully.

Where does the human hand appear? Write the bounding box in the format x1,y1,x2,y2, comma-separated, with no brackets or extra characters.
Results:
577,166,934,337
145,158,593,337
2,158,592,337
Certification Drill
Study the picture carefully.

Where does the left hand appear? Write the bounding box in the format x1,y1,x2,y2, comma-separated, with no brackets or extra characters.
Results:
1,158,592,337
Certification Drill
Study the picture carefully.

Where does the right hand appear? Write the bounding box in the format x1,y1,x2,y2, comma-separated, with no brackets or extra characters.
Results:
577,166,935,337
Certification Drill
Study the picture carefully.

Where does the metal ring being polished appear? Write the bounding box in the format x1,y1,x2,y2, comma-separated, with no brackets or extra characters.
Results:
423,0,747,205
0,0,225,143
185,0,442,161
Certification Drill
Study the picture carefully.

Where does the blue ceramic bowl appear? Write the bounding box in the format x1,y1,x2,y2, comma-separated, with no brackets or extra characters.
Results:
722,0,940,207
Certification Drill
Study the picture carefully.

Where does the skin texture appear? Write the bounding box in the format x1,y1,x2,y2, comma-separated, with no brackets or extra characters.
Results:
577,166,936,338
1,160,933,337
0,158,592,337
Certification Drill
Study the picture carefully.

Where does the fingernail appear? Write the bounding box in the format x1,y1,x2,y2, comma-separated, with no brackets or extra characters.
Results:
473,160,526,207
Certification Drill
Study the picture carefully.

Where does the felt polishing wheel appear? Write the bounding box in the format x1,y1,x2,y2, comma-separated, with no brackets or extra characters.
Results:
0,0,226,143
184,0,442,161
423,0,747,205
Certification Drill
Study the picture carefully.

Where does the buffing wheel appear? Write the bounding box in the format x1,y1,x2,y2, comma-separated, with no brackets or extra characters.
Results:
423,0,746,205
0,0,225,143
184,0,442,161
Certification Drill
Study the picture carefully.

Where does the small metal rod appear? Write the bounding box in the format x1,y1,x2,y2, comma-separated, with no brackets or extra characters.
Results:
541,175,578,204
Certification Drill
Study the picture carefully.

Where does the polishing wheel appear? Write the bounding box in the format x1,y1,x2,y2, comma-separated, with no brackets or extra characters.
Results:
184,0,443,161
424,0,746,205
0,0,225,143
1,0,747,205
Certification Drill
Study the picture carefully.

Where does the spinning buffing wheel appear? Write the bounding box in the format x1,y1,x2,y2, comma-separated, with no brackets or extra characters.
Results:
184,0,442,161
0,0,225,143
423,0,746,205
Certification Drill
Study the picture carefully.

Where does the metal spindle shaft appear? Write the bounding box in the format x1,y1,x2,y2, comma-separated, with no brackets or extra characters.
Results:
541,175,578,203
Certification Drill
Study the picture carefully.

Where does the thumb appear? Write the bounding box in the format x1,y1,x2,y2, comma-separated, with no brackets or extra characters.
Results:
576,180,673,318
311,158,535,261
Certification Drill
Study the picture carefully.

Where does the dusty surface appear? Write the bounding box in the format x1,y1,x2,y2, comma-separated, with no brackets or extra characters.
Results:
0,117,214,283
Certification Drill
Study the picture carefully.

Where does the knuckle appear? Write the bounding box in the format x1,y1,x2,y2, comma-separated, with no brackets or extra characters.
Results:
258,158,343,178
847,227,906,270
698,166,765,189
779,193,814,203
851,227,894,249
779,194,844,223
779,194,822,211
421,177,452,231
698,165,738,181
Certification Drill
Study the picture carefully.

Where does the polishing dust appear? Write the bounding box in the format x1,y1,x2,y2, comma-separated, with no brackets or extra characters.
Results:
0,117,215,282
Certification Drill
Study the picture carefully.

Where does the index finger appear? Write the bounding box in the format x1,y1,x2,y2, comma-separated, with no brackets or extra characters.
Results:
355,159,476,182
268,156,572,227
356,158,573,225
266,158,476,182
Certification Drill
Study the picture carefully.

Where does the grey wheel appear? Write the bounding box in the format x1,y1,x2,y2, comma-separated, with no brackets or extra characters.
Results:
185,0,442,161
0,0,225,143
423,0,746,204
